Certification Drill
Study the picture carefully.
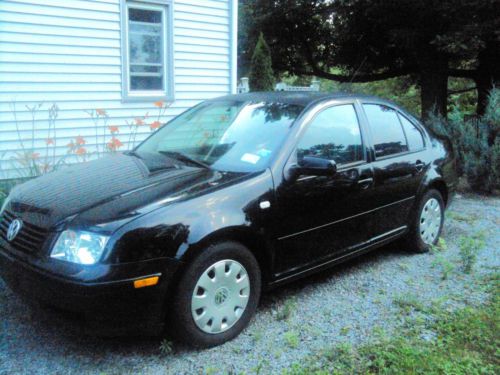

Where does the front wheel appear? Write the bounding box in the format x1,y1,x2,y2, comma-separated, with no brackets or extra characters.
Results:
404,189,445,253
170,241,261,347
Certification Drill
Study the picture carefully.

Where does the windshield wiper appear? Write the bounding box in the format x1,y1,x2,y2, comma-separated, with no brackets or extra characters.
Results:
125,150,143,159
158,151,210,169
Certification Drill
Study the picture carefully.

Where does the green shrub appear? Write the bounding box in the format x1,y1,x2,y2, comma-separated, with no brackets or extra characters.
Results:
426,88,500,193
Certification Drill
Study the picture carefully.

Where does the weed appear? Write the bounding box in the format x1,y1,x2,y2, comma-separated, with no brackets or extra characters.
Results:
430,238,454,280
252,359,269,375
393,294,425,314
398,262,410,271
446,211,477,224
458,234,485,273
284,330,300,349
159,339,173,355
252,328,263,343
276,297,297,321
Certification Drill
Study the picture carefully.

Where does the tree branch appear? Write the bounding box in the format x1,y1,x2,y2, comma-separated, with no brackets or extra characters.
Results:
448,86,477,96
448,69,477,79
293,67,415,82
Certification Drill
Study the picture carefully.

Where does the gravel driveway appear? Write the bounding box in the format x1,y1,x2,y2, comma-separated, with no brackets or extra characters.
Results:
1,194,499,375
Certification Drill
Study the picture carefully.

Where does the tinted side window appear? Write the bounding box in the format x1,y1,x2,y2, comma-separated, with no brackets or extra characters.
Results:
363,104,408,157
399,114,425,150
297,104,364,165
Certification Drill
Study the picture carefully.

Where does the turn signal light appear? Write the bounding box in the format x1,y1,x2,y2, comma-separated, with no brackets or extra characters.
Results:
133,276,159,289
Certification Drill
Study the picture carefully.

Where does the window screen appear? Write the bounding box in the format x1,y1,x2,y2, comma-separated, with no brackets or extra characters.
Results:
363,104,408,157
128,7,164,91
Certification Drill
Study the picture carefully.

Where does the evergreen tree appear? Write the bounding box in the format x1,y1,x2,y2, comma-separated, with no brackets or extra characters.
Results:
249,33,274,92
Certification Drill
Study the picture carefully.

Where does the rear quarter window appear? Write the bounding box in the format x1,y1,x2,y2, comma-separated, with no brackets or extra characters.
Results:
399,114,425,150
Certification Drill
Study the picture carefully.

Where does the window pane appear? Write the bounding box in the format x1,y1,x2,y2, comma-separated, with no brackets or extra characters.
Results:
298,105,364,164
399,114,425,150
363,104,408,157
128,7,164,91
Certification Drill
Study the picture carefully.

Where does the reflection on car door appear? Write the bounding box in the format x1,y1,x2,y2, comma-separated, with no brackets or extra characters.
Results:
273,103,376,276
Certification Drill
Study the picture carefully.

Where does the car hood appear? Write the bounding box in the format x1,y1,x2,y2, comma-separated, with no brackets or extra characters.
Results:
6,153,246,231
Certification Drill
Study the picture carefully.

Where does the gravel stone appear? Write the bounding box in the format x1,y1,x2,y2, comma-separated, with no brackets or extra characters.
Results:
0,194,499,374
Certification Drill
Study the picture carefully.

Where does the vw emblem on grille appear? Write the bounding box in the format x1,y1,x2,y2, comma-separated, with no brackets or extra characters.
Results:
7,219,23,242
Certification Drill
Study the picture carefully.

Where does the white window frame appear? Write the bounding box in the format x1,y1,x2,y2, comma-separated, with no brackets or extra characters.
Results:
120,0,174,102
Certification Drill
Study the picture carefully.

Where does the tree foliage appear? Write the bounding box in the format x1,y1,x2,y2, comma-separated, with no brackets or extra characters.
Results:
249,32,275,91
241,0,500,117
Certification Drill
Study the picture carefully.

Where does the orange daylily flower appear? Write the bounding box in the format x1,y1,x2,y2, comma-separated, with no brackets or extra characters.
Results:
75,135,86,145
96,108,107,116
108,125,119,133
45,138,55,145
134,118,144,126
150,121,161,130
30,152,40,160
107,137,124,150
67,141,75,149
154,100,164,108
75,147,87,155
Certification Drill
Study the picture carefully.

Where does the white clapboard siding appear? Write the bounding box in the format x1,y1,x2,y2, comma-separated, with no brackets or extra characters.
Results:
0,0,237,178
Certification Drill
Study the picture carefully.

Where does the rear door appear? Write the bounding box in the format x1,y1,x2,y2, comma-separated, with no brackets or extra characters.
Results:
360,103,428,237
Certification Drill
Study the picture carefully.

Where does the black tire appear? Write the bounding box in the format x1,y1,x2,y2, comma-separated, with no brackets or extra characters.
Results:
403,189,445,253
170,241,261,348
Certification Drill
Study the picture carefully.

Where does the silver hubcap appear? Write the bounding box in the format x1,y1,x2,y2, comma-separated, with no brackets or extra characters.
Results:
419,198,442,244
191,259,250,334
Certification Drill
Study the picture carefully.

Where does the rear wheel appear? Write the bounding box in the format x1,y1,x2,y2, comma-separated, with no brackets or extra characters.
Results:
170,241,261,347
404,189,444,253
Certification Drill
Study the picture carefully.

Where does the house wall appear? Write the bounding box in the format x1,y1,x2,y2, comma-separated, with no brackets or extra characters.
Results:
0,0,236,178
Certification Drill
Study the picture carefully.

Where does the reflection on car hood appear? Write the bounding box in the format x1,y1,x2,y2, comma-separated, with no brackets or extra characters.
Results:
7,153,244,231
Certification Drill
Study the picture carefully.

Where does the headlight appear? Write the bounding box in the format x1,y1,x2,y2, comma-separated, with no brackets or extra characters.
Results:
51,230,109,265
0,195,9,216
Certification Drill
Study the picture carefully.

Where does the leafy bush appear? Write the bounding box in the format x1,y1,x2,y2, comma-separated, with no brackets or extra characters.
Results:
426,88,500,193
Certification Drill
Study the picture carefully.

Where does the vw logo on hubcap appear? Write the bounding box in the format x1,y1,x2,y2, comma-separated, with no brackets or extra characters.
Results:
214,287,229,306
7,219,23,242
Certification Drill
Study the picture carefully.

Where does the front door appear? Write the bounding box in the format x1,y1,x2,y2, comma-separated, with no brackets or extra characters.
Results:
273,103,376,276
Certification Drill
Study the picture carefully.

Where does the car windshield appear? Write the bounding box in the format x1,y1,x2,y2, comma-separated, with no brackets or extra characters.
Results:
136,100,304,172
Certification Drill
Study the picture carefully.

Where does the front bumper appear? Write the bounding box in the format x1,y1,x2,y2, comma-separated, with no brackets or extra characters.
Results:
0,246,182,336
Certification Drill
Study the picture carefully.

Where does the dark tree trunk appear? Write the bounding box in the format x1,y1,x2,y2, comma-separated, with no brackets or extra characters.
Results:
475,41,500,116
420,55,449,119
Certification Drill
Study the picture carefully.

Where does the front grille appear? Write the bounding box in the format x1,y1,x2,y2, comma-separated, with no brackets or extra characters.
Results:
0,210,48,254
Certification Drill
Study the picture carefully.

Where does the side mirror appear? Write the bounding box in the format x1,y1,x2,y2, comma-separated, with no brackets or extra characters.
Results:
289,156,337,178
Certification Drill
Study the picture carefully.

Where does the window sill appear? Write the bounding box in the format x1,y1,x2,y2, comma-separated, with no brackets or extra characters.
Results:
121,93,174,103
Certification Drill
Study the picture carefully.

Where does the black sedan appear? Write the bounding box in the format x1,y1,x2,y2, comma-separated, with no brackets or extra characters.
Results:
0,92,457,347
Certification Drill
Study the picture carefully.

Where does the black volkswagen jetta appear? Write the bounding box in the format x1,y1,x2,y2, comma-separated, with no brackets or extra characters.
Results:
0,92,456,347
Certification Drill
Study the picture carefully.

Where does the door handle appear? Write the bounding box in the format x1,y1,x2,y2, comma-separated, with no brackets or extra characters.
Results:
357,177,373,189
415,160,425,172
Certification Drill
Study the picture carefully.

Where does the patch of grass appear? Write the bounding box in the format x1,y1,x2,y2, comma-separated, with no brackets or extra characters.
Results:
393,293,425,314
458,232,486,274
284,275,500,375
446,211,478,224
158,339,173,355
276,297,297,321
284,330,300,349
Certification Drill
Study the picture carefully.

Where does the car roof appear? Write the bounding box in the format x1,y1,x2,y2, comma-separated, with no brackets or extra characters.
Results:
210,91,397,108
